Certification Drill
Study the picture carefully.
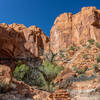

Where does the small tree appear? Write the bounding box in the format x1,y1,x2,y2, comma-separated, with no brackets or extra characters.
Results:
45,50,57,63
39,61,64,91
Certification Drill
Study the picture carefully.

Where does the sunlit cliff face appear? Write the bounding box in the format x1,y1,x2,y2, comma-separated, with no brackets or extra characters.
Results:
50,7,100,53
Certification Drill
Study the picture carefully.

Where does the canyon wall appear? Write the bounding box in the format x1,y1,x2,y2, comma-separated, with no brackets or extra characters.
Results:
50,7,100,53
0,23,49,69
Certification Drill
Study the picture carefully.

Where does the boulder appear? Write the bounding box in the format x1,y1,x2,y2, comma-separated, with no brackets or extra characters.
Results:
0,65,12,92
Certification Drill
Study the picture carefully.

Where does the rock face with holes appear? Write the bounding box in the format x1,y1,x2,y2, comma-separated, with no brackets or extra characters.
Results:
0,23,49,70
50,7,100,53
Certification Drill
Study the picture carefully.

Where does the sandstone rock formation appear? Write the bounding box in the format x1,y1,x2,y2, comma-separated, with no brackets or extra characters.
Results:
50,7,100,53
53,41,100,100
0,78,50,100
68,75,100,100
49,89,71,100
0,65,12,92
0,23,49,70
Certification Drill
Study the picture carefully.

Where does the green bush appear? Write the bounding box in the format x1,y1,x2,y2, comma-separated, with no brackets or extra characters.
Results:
96,42,100,49
40,61,63,82
83,54,88,59
39,61,64,91
13,60,63,92
69,45,76,51
96,55,100,63
13,61,47,88
88,39,95,45
13,63,30,81
29,69,47,87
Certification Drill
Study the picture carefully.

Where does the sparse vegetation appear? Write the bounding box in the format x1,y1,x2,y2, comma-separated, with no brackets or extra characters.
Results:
39,60,64,91
96,42,100,49
13,61,30,82
93,64,100,72
13,40,100,92
13,58,63,92
0,81,8,93
59,50,65,58
72,65,88,75
45,50,57,63
88,39,95,45
87,44,91,49
83,54,88,59
69,45,76,51
96,55,100,63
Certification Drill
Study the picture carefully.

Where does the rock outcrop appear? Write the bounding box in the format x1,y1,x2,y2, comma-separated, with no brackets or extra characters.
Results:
0,78,50,100
0,23,49,70
50,7,100,53
0,65,12,92
68,75,100,100
49,89,71,100
53,41,100,100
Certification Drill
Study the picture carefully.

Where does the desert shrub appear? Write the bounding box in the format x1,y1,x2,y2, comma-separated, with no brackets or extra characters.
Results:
96,42,100,49
77,68,86,74
0,81,8,93
13,62,30,82
40,61,63,82
45,50,57,62
39,61,64,91
88,39,95,45
58,51,70,62
83,54,88,59
13,59,63,92
87,44,91,49
96,55,100,63
59,50,65,58
69,45,76,51
13,61,47,88
65,55,71,61
72,65,87,75
28,69,47,87
93,64,100,72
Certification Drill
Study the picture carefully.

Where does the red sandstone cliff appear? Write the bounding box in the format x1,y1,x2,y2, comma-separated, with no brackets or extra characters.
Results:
0,23,49,69
50,7,100,53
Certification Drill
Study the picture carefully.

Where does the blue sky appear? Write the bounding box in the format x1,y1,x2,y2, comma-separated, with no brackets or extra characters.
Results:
0,0,100,36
